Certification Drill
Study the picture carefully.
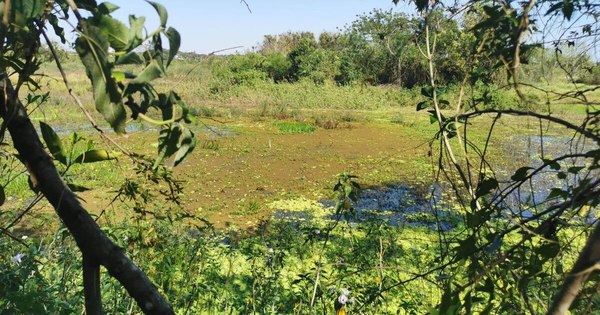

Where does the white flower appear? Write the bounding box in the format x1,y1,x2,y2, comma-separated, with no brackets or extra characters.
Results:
338,294,348,305
268,248,274,254
11,253,25,265
21,235,28,240
314,229,320,235
340,288,350,296
348,296,355,304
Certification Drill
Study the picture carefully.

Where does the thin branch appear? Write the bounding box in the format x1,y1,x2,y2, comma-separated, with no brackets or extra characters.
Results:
549,223,600,314
240,0,252,13
453,109,600,145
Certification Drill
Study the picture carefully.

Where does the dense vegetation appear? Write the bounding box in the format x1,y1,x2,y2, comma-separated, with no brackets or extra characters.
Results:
0,0,598,314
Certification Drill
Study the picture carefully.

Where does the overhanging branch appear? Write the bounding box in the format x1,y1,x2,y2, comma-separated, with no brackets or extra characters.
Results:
0,78,174,314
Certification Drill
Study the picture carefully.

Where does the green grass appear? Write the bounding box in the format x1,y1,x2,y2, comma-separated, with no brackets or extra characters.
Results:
275,121,317,134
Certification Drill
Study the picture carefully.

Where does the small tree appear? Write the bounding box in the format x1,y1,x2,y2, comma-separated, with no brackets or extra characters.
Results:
0,1,194,313
393,0,599,313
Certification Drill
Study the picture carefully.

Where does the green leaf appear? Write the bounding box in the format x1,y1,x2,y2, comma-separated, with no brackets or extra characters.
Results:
429,113,438,124
12,0,45,21
146,0,168,27
97,2,119,14
421,86,433,98
414,0,429,12
128,15,146,49
548,188,567,200
562,1,574,20
40,122,67,165
73,149,121,164
116,51,143,65
48,14,66,44
75,24,126,133
567,166,584,174
131,59,163,84
543,158,561,170
155,126,182,167
538,242,560,261
67,183,91,192
74,0,98,11
416,100,430,111
510,166,533,181
173,128,196,166
97,15,130,51
476,178,498,198
165,27,181,66
112,71,126,82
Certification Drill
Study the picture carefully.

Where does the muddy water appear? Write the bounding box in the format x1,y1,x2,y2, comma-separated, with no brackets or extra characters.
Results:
499,134,598,220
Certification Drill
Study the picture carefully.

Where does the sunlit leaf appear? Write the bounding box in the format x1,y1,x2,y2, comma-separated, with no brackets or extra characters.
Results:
165,27,181,66
97,15,130,51
40,122,67,165
146,0,168,27
75,24,126,133
67,183,91,192
73,149,121,164
131,59,163,84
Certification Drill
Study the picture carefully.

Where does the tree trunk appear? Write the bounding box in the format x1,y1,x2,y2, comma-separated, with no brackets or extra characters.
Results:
548,222,600,314
83,256,104,315
0,78,174,314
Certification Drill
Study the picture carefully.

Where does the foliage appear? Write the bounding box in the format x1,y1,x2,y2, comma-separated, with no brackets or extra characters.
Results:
0,0,196,313
401,0,600,313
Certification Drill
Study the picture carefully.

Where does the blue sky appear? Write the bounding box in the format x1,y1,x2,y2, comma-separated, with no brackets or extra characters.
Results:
109,0,413,54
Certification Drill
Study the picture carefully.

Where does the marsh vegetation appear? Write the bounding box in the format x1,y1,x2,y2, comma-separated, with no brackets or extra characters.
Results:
0,1,599,314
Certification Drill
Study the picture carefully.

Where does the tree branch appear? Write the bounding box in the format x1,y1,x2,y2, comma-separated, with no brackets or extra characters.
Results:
83,255,104,315
549,222,600,314
0,78,174,314
454,109,600,145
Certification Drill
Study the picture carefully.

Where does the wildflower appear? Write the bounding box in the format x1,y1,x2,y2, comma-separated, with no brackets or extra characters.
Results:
338,294,347,305
21,235,28,240
314,229,320,235
267,248,274,254
340,288,350,296
11,253,25,265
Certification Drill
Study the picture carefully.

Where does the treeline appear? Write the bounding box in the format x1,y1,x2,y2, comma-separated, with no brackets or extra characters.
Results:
204,8,599,88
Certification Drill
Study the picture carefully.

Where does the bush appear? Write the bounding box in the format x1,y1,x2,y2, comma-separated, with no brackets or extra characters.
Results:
577,64,600,85
261,52,291,83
